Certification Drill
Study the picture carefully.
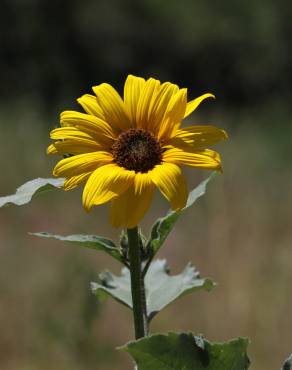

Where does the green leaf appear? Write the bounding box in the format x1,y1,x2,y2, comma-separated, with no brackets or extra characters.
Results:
91,259,215,319
282,355,292,370
30,232,123,263
121,332,250,370
147,172,216,256
0,178,64,208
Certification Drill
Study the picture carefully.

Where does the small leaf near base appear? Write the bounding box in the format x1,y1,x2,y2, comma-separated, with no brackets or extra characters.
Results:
121,332,250,370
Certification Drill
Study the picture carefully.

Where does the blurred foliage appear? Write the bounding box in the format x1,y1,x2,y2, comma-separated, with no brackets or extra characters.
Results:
1,0,292,115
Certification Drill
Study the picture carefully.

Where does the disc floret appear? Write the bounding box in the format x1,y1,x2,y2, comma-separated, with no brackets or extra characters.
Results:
112,128,162,173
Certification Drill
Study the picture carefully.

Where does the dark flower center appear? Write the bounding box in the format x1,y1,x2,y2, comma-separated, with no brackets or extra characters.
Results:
112,128,162,173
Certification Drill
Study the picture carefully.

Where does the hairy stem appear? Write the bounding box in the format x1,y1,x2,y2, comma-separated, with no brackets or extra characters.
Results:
127,227,148,339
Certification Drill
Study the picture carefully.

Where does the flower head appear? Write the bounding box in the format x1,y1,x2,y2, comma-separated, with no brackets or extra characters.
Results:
48,75,227,228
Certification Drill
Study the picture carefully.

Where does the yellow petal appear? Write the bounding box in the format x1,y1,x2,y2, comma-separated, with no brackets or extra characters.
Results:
92,83,131,131
148,82,179,133
110,172,154,228
184,93,215,118
158,88,187,141
50,126,95,141
77,94,105,119
60,110,117,143
149,162,188,210
47,143,58,155
47,139,102,155
124,75,146,125
53,151,113,177
169,125,228,148
136,78,160,129
63,172,92,191
163,147,222,171
82,164,135,211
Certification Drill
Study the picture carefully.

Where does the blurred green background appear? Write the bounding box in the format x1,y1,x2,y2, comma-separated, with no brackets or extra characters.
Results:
1,0,292,369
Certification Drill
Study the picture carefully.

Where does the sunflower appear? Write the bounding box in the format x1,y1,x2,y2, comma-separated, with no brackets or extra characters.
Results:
48,75,227,228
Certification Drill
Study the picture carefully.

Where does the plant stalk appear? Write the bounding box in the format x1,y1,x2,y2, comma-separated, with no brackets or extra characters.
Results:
127,227,148,339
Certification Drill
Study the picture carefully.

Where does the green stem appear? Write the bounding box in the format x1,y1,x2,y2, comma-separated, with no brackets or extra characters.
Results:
127,227,148,339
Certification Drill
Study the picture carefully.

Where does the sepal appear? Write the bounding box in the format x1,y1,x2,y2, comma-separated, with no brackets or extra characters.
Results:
120,228,148,263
